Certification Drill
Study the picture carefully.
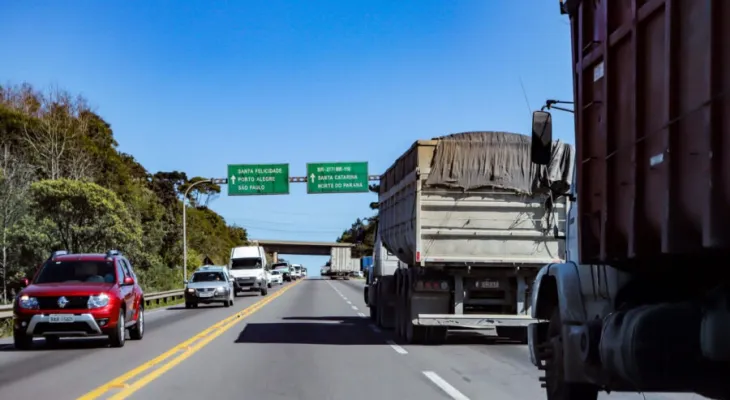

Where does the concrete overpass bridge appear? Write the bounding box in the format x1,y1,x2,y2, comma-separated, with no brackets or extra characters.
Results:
250,239,353,260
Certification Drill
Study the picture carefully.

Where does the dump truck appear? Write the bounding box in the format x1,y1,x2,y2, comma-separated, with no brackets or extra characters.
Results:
369,131,572,344
328,246,353,280
526,1,730,399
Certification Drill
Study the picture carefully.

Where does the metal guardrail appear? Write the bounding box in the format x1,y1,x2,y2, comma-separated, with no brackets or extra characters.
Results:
0,289,185,321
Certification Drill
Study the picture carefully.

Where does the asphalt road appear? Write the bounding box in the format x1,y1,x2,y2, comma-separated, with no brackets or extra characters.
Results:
0,277,708,400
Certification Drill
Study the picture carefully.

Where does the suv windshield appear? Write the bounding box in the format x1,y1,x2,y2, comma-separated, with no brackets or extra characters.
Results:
230,258,263,270
35,260,116,284
191,272,225,282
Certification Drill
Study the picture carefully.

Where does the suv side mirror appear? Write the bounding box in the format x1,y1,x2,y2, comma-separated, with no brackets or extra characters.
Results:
531,110,553,165
122,276,135,286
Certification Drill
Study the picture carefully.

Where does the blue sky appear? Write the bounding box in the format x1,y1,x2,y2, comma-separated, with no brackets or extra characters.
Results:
1,0,575,275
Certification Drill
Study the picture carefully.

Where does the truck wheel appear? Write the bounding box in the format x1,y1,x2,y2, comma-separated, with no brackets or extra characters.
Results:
13,330,33,350
544,309,598,400
369,305,377,321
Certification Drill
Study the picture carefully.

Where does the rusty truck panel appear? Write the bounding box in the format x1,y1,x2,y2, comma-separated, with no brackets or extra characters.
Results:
564,0,730,264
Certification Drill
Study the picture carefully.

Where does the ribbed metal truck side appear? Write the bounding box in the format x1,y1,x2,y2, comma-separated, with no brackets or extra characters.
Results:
526,1,730,399
374,131,572,344
328,247,353,280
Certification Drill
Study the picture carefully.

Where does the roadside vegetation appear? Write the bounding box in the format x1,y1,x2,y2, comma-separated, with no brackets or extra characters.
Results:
0,82,248,303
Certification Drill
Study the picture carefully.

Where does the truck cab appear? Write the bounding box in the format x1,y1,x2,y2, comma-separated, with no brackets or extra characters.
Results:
527,106,730,399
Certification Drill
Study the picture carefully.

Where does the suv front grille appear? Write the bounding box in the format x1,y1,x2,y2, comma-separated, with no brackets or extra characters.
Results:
36,296,90,310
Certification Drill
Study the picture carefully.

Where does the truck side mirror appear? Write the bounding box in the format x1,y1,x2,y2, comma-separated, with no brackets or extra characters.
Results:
531,110,553,165
22,278,29,287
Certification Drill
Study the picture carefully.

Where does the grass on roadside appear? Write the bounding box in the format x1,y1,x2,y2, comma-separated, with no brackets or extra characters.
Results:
0,296,185,339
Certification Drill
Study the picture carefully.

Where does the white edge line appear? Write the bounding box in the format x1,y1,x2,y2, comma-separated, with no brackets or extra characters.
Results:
386,340,408,354
422,371,470,400
351,306,358,310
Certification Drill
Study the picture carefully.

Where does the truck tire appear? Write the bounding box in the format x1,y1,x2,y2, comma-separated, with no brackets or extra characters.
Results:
543,309,598,400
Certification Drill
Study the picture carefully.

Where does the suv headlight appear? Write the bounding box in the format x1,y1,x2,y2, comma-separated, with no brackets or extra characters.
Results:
187,288,195,293
18,295,39,309
88,293,110,309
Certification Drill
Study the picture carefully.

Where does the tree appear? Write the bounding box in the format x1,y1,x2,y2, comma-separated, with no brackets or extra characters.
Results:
19,86,93,180
29,179,143,256
0,82,250,294
0,144,34,301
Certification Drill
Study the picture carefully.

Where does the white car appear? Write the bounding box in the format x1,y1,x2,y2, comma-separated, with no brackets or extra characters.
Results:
268,269,284,285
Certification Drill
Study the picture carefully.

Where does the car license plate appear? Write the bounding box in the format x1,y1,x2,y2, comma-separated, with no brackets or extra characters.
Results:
49,314,74,323
198,292,214,298
476,280,500,289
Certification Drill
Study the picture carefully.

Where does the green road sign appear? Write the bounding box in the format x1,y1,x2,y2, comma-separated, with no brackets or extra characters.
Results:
306,162,369,194
227,164,290,196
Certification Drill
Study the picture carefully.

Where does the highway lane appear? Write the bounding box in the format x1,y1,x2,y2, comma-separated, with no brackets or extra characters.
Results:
335,279,707,400
128,277,450,400
0,276,708,400
0,281,294,400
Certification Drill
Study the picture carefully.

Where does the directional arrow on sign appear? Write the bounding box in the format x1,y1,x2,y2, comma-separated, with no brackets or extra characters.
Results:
230,175,236,185
310,173,315,182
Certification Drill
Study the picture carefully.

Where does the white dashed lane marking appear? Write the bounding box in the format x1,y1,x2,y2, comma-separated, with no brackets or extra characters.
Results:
422,371,470,400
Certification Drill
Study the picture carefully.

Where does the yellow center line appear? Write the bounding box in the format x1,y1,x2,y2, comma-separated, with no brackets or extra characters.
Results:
77,280,302,400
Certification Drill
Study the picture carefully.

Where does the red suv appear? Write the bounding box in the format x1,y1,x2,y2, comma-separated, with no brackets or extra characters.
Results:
13,250,145,349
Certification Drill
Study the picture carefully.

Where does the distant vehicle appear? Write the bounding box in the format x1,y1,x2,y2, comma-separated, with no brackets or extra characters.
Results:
301,267,307,277
185,266,234,308
271,261,292,282
268,269,284,285
13,249,145,349
291,264,303,280
228,246,269,296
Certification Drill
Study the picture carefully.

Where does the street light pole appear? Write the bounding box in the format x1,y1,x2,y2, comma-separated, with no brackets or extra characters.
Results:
182,177,228,284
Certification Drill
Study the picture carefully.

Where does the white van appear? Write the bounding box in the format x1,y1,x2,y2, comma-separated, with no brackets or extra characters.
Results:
291,264,302,280
228,246,269,296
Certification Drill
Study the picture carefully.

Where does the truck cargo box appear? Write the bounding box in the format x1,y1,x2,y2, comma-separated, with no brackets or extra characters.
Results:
563,0,730,265
378,131,573,268
350,257,360,272
330,247,353,272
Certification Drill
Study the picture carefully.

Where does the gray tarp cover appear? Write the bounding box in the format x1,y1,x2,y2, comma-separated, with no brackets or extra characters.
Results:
424,131,573,195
